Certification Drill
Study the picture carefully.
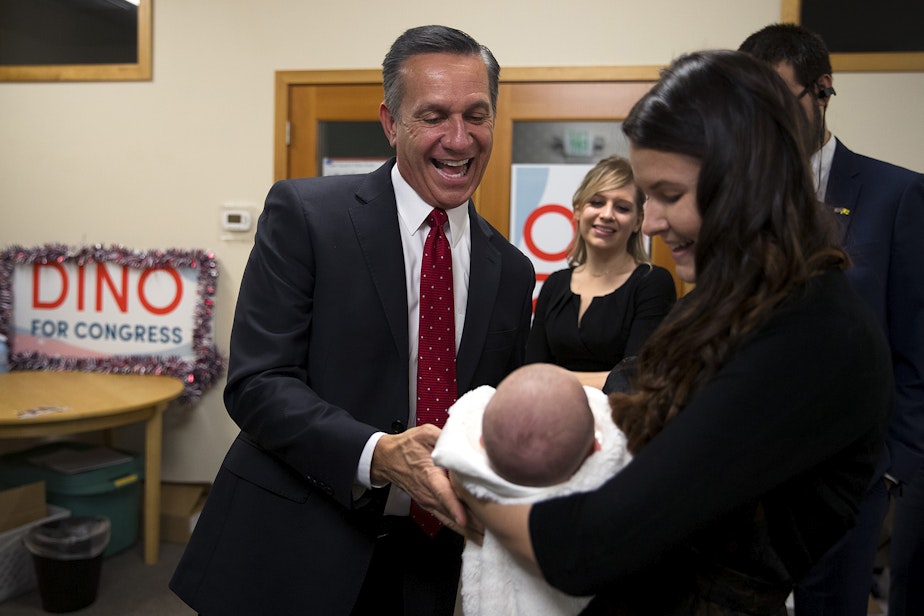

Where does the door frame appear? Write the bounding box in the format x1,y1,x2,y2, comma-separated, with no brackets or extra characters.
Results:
274,65,662,183
273,65,694,296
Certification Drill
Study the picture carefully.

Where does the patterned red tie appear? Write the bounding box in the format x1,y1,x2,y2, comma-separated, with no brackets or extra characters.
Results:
410,208,458,538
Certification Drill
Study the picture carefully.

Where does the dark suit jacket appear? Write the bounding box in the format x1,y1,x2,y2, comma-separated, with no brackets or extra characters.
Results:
170,159,535,615
826,140,924,484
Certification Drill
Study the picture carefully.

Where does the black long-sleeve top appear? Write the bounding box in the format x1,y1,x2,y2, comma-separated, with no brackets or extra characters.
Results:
525,264,676,371
530,270,893,614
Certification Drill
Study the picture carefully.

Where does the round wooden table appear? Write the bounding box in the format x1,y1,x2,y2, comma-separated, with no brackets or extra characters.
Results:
0,370,185,564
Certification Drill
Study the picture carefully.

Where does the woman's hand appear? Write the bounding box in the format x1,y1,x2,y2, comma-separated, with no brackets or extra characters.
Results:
449,471,486,545
449,471,541,575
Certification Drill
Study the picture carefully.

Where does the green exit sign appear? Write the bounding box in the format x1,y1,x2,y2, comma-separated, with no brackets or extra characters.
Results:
564,129,593,157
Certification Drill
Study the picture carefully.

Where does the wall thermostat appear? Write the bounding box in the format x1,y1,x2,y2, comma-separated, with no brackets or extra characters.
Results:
221,209,252,232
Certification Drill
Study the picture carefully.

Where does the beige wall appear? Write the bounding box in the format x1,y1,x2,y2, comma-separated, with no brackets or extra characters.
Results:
1,0,921,481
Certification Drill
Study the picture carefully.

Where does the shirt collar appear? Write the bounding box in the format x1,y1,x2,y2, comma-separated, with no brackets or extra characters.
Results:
810,135,838,202
392,164,469,247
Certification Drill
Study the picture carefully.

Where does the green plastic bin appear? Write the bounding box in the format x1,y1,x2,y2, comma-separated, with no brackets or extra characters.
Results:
0,442,143,556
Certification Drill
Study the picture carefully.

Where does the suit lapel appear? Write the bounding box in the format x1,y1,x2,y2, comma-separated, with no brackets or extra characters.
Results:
456,203,502,392
349,160,409,362
826,141,862,242
347,172,505,390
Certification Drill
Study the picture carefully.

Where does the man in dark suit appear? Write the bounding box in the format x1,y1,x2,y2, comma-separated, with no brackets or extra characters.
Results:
170,25,534,615
741,24,924,616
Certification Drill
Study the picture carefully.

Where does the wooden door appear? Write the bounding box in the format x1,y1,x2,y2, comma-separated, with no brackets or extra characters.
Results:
275,67,692,297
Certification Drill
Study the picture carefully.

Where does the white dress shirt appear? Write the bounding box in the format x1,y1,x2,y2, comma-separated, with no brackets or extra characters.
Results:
811,135,837,202
354,164,472,515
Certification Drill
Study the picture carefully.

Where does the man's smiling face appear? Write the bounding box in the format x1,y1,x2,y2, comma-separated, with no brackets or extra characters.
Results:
379,52,495,210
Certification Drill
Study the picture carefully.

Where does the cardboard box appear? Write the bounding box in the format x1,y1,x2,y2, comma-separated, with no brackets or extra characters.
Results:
0,482,46,534
160,482,209,544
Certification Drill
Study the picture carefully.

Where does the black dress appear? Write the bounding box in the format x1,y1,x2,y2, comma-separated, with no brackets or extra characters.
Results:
525,264,676,371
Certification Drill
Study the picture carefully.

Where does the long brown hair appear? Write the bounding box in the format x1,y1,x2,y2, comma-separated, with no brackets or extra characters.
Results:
611,50,847,453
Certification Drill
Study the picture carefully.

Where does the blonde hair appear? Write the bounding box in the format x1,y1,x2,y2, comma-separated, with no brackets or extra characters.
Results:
568,155,648,267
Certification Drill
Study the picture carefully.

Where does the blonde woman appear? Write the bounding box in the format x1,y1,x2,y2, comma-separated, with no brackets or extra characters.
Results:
525,156,675,389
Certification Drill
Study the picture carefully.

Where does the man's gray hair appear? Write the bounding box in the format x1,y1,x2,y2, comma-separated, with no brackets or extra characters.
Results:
382,25,499,120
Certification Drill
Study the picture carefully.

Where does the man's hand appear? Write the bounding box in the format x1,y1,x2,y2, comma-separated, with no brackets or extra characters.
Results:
371,424,468,534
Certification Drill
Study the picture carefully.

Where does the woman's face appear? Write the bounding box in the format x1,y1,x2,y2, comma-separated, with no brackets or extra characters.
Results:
630,146,702,283
574,185,640,256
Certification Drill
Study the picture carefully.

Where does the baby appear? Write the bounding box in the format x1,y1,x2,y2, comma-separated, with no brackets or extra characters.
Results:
482,363,599,487
433,363,631,615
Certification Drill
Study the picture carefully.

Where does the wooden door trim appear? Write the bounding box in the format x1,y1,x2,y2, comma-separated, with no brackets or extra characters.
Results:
273,64,691,296
274,66,663,181
274,70,384,179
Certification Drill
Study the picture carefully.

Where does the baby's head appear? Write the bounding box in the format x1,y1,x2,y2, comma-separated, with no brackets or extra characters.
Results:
482,364,597,487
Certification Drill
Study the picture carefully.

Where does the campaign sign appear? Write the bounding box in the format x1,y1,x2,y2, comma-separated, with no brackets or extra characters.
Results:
14,260,197,359
510,164,593,306
0,245,224,402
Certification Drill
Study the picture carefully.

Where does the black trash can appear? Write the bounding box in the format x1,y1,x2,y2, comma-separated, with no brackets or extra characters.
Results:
23,516,110,613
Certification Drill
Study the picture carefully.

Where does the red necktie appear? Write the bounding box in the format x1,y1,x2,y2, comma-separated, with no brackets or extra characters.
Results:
410,208,458,537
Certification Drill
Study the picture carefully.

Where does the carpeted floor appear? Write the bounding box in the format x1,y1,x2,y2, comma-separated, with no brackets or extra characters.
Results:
2,540,889,615
2,541,194,615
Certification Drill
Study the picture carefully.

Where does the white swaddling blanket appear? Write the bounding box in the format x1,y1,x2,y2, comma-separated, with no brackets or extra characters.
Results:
432,384,632,616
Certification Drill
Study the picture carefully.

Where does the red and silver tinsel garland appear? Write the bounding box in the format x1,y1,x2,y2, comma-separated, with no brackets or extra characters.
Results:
0,244,225,404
